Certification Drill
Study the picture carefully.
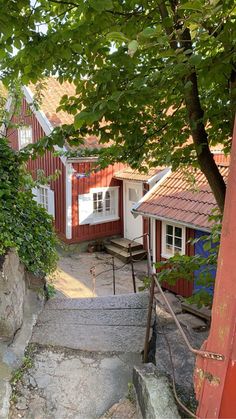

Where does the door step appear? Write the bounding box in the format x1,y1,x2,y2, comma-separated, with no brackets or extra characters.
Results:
105,238,146,263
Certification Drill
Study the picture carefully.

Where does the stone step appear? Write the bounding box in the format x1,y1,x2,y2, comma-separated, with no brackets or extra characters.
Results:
37,307,148,327
31,292,151,353
45,292,149,311
109,238,144,252
105,244,146,263
31,323,149,353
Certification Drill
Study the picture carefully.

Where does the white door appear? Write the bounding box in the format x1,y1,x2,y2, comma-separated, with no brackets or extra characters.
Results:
124,181,143,244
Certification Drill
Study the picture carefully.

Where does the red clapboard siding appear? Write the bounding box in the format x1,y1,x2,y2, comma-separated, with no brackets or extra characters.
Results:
71,162,124,242
7,98,67,238
28,154,66,238
156,220,194,297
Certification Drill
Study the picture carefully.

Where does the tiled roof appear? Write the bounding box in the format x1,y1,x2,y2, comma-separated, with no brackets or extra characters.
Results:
29,78,76,127
28,77,103,149
135,166,229,230
114,167,165,182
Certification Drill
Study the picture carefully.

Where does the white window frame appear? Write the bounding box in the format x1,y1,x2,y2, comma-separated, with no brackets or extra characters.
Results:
161,222,186,259
38,186,49,212
78,186,119,226
18,125,33,149
32,185,55,218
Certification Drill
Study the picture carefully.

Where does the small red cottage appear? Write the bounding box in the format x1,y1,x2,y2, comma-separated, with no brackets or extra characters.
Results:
133,161,229,297
7,78,167,249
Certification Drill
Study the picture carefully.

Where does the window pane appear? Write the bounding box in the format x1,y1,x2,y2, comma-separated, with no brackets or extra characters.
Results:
93,193,98,212
175,227,182,238
105,191,111,212
166,235,173,245
39,187,48,211
166,225,173,235
174,237,182,248
166,244,173,253
129,188,138,202
174,247,181,254
19,126,32,148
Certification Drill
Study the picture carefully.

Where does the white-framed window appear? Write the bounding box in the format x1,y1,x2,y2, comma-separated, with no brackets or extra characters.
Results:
18,126,33,149
161,222,185,258
78,187,119,225
39,186,49,211
32,185,55,218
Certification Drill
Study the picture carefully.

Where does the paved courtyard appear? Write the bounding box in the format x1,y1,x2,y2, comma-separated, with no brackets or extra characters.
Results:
50,251,147,298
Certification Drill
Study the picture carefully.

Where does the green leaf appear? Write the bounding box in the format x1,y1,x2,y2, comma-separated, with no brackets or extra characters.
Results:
179,1,203,11
128,40,138,57
74,111,101,129
89,0,113,12
106,32,129,43
189,54,202,66
139,27,156,39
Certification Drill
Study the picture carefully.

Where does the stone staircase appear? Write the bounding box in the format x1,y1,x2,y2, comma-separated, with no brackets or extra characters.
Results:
105,238,147,263
31,292,150,352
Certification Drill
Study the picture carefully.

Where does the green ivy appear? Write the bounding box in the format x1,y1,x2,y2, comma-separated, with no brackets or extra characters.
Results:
0,138,58,277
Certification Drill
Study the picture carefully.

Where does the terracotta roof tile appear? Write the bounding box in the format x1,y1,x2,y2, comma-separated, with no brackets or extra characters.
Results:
28,78,103,149
29,78,76,127
136,166,228,230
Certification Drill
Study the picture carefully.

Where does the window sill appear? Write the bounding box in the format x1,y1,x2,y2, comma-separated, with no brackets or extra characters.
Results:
90,216,120,225
161,253,185,260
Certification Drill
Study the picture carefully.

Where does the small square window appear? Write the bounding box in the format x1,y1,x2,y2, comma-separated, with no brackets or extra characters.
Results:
18,126,32,149
91,188,118,221
128,188,139,202
39,187,49,211
162,222,185,258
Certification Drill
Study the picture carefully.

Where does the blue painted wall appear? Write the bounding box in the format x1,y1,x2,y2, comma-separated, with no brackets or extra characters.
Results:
194,230,216,294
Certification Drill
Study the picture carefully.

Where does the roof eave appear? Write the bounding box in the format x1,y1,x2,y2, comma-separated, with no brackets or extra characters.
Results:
67,156,99,163
132,208,211,233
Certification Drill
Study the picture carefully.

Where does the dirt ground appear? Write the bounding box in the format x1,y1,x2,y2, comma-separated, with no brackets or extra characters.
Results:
50,251,148,298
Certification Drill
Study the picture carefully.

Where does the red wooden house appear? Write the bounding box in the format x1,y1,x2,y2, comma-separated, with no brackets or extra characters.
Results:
133,160,229,297
7,78,167,249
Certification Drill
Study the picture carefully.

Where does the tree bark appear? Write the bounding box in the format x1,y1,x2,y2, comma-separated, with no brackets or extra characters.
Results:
158,0,226,213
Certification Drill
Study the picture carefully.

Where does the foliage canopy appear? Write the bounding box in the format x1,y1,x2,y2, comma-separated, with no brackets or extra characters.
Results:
1,0,235,211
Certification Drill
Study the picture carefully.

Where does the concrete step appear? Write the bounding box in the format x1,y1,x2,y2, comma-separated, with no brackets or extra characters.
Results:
105,244,146,263
110,238,143,252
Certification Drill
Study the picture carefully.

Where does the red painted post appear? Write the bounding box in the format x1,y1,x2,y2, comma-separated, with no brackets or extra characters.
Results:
195,117,236,418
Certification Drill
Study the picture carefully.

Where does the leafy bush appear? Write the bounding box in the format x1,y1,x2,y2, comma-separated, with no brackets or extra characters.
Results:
0,138,58,276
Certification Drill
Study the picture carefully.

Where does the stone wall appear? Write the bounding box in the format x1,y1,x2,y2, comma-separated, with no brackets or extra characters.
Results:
0,250,26,338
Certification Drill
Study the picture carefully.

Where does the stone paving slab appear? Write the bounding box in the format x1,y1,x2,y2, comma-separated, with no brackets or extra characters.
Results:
10,347,142,419
0,291,43,419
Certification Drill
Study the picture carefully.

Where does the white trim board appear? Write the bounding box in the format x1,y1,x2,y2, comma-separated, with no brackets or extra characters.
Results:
65,163,73,239
22,86,67,165
132,168,172,214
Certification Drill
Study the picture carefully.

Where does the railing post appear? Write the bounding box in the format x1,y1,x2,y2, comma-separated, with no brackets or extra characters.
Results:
129,243,136,293
112,256,116,295
143,233,155,363
90,265,96,296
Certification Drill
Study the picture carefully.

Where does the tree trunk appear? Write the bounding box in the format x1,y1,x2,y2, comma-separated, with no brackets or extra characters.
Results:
158,0,226,212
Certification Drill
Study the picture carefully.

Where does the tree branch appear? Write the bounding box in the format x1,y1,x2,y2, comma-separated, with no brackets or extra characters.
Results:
157,0,226,212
